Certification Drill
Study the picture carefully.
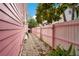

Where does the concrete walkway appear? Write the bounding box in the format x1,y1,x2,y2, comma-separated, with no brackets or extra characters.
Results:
21,33,51,56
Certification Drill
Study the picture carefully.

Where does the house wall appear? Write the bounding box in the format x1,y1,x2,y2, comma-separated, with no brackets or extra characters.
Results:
64,8,72,21
0,3,27,56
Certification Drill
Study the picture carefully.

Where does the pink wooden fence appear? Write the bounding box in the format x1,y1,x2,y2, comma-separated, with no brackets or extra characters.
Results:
41,24,53,47
0,3,27,56
32,27,41,38
32,20,79,55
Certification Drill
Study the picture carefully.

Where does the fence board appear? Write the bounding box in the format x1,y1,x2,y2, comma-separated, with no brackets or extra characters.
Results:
32,20,79,55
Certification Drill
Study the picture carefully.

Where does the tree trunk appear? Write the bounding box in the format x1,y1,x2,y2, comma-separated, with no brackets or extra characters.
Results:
63,12,67,22
72,8,75,20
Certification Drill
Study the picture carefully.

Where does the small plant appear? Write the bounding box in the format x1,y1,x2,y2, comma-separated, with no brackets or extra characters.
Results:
47,44,76,56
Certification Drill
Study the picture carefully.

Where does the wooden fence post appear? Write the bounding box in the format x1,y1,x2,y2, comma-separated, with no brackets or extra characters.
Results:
52,24,55,49
40,27,42,40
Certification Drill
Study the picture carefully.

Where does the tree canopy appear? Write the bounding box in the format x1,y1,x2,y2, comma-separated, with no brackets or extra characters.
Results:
36,3,61,24
28,18,38,28
36,3,79,24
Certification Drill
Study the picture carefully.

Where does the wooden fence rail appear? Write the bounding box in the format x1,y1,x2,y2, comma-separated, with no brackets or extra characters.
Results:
32,20,79,55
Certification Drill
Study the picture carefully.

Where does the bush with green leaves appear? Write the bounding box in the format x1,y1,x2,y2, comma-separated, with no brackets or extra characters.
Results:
47,44,76,56
28,18,38,28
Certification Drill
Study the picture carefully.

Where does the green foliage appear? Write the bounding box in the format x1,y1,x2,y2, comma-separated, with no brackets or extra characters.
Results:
52,14,61,21
57,4,70,21
28,18,38,28
36,3,79,23
36,3,61,24
72,48,76,56
47,44,76,56
36,3,70,24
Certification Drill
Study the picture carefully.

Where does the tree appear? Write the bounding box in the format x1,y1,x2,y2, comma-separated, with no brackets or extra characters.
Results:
36,3,61,24
57,4,69,22
28,18,38,28
36,4,44,24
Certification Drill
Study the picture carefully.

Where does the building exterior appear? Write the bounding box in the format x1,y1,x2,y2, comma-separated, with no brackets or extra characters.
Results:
61,4,79,22
0,3,27,56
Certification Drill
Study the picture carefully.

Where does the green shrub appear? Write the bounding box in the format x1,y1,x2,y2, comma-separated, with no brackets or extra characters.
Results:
47,44,76,56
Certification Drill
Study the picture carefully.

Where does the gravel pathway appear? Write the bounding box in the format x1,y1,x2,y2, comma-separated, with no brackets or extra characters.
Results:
21,33,51,56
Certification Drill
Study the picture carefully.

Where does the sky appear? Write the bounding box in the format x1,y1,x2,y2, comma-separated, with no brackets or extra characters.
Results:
27,3,60,19
27,3,38,17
